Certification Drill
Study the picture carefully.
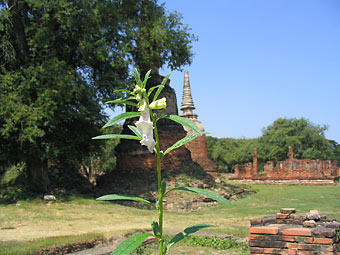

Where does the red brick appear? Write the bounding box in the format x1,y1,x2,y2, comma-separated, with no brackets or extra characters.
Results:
294,236,313,243
286,243,298,249
297,244,317,250
313,237,335,244
264,248,288,254
249,240,286,248
249,234,297,242
280,208,296,214
250,226,279,235
296,251,314,255
277,213,290,219
312,227,336,238
279,227,312,236
288,250,297,255
281,235,296,242
249,247,264,253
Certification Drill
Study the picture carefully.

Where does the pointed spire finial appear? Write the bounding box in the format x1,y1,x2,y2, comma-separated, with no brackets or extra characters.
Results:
180,70,195,114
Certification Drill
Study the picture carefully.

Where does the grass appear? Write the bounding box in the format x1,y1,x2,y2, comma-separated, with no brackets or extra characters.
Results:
1,184,340,254
132,235,248,255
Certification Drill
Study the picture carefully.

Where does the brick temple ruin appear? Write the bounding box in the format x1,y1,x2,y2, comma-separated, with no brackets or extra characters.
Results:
249,208,340,254
231,147,339,185
115,70,217,177
180,70,218,177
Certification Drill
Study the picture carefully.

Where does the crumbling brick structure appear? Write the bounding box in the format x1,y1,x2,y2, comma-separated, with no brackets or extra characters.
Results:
115,74,194,175
249,208,340,254
231,148,339,185
180,70,218,177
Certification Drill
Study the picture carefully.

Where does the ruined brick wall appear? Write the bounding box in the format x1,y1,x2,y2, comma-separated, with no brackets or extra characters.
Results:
116,119,193,174
184,134,218,177
249,208,340,254
234,162,254,178
115,76,195,175
231,148,339,184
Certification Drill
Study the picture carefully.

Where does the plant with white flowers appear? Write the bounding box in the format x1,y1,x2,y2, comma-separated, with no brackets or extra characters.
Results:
93,69,231,255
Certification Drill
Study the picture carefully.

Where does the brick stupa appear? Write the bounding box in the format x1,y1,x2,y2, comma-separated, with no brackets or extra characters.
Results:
115,71,194,176
180,70,218,177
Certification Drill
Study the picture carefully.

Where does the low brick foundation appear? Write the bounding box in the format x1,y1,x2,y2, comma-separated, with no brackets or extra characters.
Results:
249,208,340,254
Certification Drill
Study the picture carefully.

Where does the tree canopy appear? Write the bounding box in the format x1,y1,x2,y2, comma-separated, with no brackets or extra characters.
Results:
0,0,197,192
208,118,340,173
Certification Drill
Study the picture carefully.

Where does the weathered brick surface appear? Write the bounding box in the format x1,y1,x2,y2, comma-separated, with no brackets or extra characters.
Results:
281,208,296,214
249,226,279,235
279,227,312,236
232,147,339,184
249,208,340,254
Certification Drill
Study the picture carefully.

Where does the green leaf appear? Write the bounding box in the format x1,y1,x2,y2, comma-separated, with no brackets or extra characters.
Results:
161,115,202,133
103,112,140,128
163,132,201,155
152,71,173,102
106,96,137,107
151,220,161,237
133,68,143,87
161,179,166,194
110,233,153,255
114,89,136,96
142,69,152,88
128,125,143,139
147,85,162,97
96,194,152,206
167,224,214,250
92,134,141,140
166,186,232,205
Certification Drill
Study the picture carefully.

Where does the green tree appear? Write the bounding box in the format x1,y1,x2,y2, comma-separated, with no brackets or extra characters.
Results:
123,0,197,75
208,137,257,172
258,117,333,163
207,118,340,173
0,0,196,192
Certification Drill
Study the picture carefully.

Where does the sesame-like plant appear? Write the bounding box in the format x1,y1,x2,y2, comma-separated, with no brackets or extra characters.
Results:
93,69,231,255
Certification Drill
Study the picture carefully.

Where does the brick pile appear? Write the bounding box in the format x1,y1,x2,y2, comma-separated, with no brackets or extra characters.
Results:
249,208,340,254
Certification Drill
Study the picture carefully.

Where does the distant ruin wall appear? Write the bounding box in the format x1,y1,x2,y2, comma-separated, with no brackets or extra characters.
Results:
231,148,339,185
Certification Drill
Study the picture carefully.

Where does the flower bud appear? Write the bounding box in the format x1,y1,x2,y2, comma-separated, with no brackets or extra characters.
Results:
149,97,167,110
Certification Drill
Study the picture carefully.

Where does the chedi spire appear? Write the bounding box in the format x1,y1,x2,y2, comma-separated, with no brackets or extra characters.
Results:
180,70,197,118
179,70,218,177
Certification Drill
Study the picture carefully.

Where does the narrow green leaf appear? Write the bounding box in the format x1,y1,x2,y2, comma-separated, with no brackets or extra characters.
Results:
167,224,214,250
142,69,152,88
110,233,153,255
133,68,142,87
161,179,166,194
92,134,141,140
106,96,134,103
147,85,162,97
163,132,201,156
166,186,232,205
152,71,173,102
151,220,161,237
128,125,143,139
114,89,135,96
103,112,140,128
97,194,152,206
161,115,202,133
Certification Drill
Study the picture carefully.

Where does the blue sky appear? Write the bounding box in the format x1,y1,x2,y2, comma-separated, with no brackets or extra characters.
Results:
156,0,340,143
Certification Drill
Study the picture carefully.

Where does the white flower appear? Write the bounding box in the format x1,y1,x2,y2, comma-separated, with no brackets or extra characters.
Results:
149,97,167,110
135,108,155,153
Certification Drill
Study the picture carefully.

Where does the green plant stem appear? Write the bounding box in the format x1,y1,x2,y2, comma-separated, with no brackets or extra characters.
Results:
153,113,164,255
